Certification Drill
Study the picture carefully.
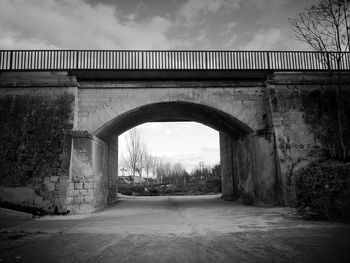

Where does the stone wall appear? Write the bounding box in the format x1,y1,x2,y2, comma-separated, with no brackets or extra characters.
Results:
268,72,350,205
3,71,348,213
77,81,267,134
0,79,77,212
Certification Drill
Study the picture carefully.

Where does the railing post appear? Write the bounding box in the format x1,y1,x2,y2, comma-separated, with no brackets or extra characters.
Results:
9,50,13,70
205,52,208,70
267,51,271,70
76,51,79,69
326,52,331,70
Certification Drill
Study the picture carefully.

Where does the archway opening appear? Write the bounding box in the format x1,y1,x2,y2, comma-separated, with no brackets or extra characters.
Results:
94,101,253,203
117,121,221,196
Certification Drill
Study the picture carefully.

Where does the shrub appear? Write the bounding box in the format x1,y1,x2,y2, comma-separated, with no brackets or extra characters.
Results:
294,163,350,220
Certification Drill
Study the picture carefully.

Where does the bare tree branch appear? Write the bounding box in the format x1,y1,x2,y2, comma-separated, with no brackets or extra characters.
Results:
289,0,350,159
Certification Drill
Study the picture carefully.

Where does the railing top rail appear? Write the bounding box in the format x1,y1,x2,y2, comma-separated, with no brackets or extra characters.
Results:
1,50,349,71
1,49,349,53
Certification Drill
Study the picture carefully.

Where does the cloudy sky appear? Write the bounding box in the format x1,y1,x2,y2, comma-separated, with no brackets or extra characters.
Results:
0,0,318,50
0,0,319,172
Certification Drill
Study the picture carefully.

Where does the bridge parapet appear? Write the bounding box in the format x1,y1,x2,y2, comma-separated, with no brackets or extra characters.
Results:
1,50,349,71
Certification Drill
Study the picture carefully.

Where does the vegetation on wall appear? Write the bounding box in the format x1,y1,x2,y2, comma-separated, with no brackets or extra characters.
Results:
294,163,350,220
289,0,350,159
0,93,74,188
302,88,350,160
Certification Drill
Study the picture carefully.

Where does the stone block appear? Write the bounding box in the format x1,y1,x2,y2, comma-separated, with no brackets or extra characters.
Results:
93,181,100,189
59,176,69,182
74,183,83,190
73,196,84,204
53,197,68,209
71,190,87,197
66,197,74,204
55,190,67,198
55,182,67,191
83,182,94,189
66,189,75,197
78,112,89,117
83,195,95,203
86,189,95,196
46,182,56,192
50,176,59,183
67,182,75,190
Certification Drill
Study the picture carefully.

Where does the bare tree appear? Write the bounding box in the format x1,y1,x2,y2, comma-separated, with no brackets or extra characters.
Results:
173,163,185,186
151,156,159,183
156,159,165,183
164,162,172,182
289,0,350,158
136,144,146,178
123,129,144,186
143,148,153,185
289,0,350,54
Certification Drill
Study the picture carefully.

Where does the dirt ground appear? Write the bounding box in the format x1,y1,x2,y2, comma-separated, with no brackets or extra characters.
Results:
1,195,350,263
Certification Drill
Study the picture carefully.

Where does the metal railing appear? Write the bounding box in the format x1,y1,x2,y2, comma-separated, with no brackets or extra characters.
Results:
0,50,349,71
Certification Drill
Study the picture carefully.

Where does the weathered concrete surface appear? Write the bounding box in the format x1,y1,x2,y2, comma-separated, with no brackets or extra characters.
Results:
0,195,349,263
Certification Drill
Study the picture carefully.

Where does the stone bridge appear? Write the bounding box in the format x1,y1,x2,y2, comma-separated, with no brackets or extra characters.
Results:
0,50,349,213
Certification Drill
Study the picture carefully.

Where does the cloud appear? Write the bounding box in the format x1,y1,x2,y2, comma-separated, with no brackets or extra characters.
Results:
0,0,176,49
243,28,310,50
201,147,219,152
243,28,282,50
0,0,309,51
246,0,291,10
0,30,59,49
177,0,241,24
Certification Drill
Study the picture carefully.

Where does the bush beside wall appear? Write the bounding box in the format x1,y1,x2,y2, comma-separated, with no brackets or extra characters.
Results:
294,163,350,220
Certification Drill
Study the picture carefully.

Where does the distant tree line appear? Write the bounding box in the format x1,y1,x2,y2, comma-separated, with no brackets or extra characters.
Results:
121,128,221,186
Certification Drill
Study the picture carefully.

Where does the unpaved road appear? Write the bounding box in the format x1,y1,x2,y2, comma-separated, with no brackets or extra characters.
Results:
0,195,350,263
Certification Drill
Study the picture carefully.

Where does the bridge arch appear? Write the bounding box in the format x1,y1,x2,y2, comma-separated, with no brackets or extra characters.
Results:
94,101,253,140
70,98,280,213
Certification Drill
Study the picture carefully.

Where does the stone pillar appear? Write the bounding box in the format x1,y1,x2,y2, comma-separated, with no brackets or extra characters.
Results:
68,131,109,213
220,132,236,200
220,131,281,205
108,136,118,203
68,131,94,213
250,132,281,204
